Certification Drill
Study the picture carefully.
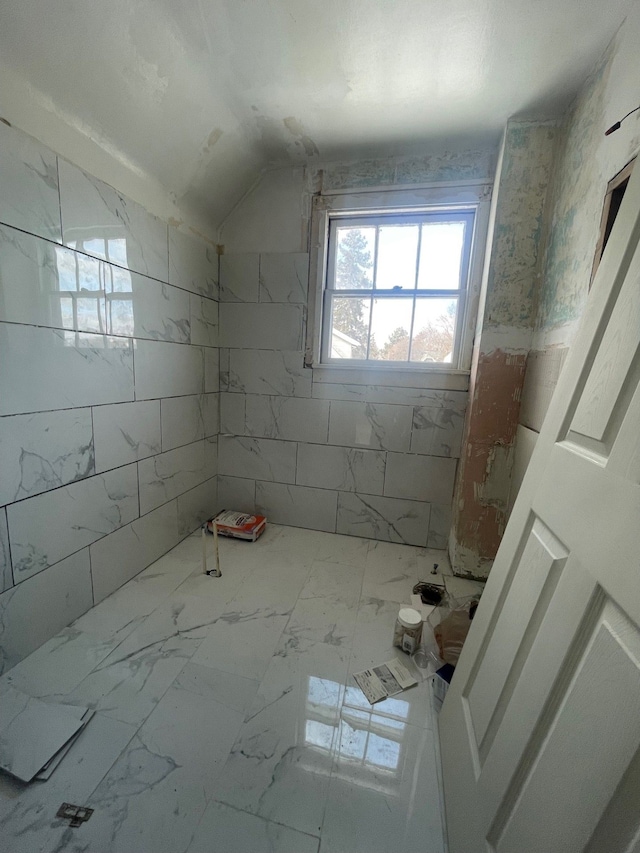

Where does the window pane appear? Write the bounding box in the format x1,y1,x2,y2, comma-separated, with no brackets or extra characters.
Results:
55,247,77,291
366,732,401,770
334,227,375,289
77,254,101,291
410,298,457,363
330,296,370,359
305,720,335,752
417,221,465,290
376,225,419,290
110,266,133,293
369,297,413,361
59,295,74,329
107,238,128,267
77,297,104,333
108,298,135,336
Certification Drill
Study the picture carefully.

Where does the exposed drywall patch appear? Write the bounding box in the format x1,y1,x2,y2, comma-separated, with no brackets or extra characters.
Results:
477,443,513,510
451,347,527,574
454,443,507,561
468,350,527,445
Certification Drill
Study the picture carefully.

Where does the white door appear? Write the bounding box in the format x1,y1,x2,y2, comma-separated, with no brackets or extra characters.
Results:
440,163,640,853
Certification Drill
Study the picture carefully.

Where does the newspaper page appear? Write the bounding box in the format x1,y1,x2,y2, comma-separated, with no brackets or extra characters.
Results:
353,658,418,705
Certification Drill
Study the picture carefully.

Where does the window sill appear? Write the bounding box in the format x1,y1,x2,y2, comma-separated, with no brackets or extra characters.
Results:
309,363,470,391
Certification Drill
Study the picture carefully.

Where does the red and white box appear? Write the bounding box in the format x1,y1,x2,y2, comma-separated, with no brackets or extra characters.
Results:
206,510,267,542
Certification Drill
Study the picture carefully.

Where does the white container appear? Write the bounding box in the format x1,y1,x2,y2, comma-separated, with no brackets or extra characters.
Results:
393,607,423,654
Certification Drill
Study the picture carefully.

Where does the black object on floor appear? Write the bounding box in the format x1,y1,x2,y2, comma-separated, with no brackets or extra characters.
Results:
56,803,94,827
413,581,445,606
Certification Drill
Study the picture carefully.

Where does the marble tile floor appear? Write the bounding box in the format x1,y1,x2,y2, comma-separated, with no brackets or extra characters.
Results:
0,524,484,853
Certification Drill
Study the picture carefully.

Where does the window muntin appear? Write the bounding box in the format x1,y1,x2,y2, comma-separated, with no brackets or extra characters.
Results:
321,209,475,368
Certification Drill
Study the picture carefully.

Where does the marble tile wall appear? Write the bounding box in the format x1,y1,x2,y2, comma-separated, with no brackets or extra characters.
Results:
218,252,467,549
0,122,219,673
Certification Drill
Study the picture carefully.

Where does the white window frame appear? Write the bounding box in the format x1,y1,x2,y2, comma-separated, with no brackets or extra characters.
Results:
306,183,491,383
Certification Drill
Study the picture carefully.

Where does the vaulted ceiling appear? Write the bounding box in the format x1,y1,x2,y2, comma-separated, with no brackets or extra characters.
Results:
0,0,633,233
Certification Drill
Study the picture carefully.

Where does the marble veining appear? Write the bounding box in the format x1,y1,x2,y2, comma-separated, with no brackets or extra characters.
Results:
0,712,136,853
256,481,338,533
0,511,12,594
133,339,204,401
427,502,453,550
219,303,303,350
105,264,191,343
1,626,120,699
220,393,246,434
0,409,94,506
176,477,217,537
168,227,218,299
218,436,297,484
296,444,386,495
328,400,412,452
138,440,206,515
0,549,93,675
89,500,181,603
384,452,458,504
227,349,312,397
190,294,218,347
204,347,220,393
259,252,309,304
337,492,432,547
245,395,329,444
0,325,134,416
0,121,220,686
93,400,162,473
59,159,169,282
0,122,61,242
0,225,106,333
218,475,257,511
7,464,139,580
161,395,206,451
0,524,458,852
312,382,468,411
411,405,465,457
219,254,260,302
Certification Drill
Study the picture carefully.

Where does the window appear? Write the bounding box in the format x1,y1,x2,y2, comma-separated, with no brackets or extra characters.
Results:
323,210,473,366
307,185,489,375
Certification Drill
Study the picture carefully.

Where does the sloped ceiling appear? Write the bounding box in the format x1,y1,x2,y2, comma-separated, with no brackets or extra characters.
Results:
0,0,633,233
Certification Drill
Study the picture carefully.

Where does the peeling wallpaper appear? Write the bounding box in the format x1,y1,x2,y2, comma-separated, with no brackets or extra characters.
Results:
320,147,497,191
518,6,640,448
536,46,613,334
535,8,640,344
484,123,557,331
221,146,498,253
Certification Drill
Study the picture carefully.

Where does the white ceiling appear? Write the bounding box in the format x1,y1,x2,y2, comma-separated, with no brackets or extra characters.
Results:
0,0,633,232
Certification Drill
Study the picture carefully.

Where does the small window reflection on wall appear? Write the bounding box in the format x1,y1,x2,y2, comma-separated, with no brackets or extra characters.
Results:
54,246,105,335
105,264,134,337
591,157,636,288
